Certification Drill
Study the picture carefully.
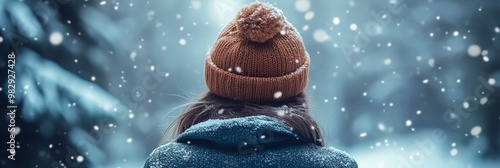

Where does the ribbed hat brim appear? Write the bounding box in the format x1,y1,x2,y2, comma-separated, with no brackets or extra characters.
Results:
205,55,309,102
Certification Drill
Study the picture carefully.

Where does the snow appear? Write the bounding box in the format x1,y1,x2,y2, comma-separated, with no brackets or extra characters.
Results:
467,45,481,57
235,66,242,73
463,101,469,109
384,58,391,65
191,0,201,10
295,0,311,12
302,25,309,31
405,120,412,127
217,109,224,114
276,109,285,116
450,148,458,156
481,50,488,56
360,132,367,137
313,29,329,42
453,31,459,36
479,97,488,105
416,110,422,115
304,11,314,20
470,126,481,137
488,78,495,85
49,32,63,45
273,91,283,99
483,56,490,62
275,28,284,36
332,17,340,25
127,138,133,143
428,58,435,67
348,1,356,7
416,56,422,61
0,36,3,43
76,156,84,162
130,51,137,59
179,39,186,45
349,23,358,31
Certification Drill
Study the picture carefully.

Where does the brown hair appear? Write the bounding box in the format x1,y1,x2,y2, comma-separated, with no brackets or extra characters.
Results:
163,92,324,146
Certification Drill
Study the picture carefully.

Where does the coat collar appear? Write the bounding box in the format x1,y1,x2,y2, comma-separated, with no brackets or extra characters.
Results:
176,115,301,150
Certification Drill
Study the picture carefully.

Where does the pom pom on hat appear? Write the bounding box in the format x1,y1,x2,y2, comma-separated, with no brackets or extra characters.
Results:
236,2,285,43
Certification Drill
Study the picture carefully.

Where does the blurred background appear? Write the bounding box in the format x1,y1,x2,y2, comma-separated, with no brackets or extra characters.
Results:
0,0,499,167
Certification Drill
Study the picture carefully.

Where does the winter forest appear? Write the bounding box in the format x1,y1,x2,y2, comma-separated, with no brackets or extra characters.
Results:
1,0,499,167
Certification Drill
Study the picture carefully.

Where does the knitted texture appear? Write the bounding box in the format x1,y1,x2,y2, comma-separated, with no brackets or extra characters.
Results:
144,116,358,168
205,2,310,102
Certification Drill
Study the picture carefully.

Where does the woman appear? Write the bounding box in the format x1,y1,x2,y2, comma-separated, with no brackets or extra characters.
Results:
144,2,357,168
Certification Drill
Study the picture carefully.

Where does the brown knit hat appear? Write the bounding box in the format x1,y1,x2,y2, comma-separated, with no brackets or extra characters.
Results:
205,2,309,102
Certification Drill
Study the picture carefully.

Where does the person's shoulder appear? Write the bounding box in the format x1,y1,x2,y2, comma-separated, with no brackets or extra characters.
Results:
291,144,358,168
143,143,191,168
321,146,358,168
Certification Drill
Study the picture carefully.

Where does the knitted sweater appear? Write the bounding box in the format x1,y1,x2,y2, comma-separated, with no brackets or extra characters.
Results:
144,115,357,168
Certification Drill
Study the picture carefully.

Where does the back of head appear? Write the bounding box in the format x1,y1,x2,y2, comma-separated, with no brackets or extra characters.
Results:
166,2,322,146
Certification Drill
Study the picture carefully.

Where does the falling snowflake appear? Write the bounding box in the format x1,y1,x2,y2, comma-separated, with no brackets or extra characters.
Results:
50,32,63,45
273,91,283,99
332,17,340,25
467,45,481,57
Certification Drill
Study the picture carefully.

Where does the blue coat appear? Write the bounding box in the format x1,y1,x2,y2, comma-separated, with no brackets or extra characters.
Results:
144,115,357,168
